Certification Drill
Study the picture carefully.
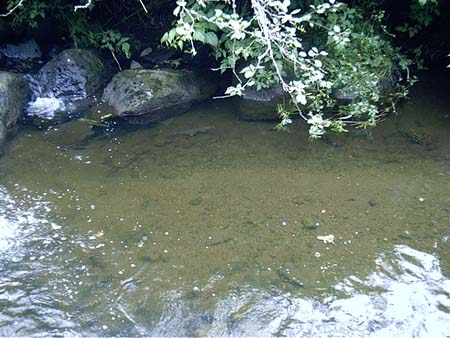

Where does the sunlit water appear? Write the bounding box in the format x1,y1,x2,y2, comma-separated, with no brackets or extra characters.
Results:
0,74,449,336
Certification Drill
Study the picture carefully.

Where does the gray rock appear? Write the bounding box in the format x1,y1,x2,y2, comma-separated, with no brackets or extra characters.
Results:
138,47,177,66
331,88,358,103
139,47,153,58
0,39,42,60
130,60,143,69
37,49,108,99
236,85,287,120
0,39,43,72
25,49,109,123
0,72,30,147
331,72,400,104
102,69,216,123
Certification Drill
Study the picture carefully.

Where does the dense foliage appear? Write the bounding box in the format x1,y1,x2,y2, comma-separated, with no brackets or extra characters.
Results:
162,0,416,136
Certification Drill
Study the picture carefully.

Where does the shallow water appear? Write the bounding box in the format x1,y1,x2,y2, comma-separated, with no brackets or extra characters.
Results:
0,73,449,337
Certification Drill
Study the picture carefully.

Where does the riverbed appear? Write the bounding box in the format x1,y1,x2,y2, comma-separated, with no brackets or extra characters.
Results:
0,73,449,337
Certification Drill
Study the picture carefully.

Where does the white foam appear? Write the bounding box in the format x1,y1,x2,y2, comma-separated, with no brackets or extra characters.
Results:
26,96,66,119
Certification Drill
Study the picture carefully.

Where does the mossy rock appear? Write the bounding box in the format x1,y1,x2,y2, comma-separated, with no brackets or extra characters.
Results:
0,71,30,146
102,68,217,123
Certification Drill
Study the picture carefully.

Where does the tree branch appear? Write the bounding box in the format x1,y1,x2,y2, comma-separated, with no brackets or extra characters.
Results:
0,0,25,17
74,0,92,11
138,0,148,14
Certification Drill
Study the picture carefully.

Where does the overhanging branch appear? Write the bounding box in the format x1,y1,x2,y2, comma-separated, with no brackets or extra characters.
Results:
0,0,25,17
74,0,93,11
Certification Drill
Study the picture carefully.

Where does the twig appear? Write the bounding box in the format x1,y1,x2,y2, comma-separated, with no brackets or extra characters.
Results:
111,50,122,70
0,0,25,17
74,0,92,11
138,0,148,14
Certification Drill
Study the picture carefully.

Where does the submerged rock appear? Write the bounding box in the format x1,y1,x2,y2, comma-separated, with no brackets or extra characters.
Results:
0,72,30,147
102,69,216,123
44,119,96,148
236,85,287,121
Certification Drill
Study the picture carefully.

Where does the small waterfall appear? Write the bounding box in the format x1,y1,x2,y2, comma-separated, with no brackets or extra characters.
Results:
23,73,87,121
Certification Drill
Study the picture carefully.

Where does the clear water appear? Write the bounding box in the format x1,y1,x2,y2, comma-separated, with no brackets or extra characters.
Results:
0,74,449,337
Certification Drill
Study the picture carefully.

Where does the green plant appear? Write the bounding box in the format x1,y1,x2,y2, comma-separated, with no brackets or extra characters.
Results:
4,0,47,28
96,30,131,70
396,0,440,37
162,0,414,138
2,0,133,69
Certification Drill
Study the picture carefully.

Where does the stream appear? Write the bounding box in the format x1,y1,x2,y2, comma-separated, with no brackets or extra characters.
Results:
0,73,449,337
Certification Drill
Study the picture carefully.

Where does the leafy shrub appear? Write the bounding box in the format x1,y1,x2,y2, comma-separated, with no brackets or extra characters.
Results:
162,0,416,137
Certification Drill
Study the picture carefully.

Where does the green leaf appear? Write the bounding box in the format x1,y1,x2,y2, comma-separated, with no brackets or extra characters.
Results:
193,29,206,43
168,28,177,43
204,32,218,47
161,32,169,44
121,42,131,58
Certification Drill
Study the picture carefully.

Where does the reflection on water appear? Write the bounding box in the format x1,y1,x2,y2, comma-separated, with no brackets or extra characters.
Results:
0,185,449,337
192,245,450,337
0,73,449,336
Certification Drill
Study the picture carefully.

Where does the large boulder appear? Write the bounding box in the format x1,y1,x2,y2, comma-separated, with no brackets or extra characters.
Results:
0,72,30,147
26,49,109,123
102,69,216,123
236,85,287,121
37,48,108,99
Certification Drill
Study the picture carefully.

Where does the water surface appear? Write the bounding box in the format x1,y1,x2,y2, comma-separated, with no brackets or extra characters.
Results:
0,74,449,336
